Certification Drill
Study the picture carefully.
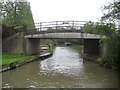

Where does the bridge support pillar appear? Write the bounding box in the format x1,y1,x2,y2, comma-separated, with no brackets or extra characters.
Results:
24,38,41,55
83,39,100,55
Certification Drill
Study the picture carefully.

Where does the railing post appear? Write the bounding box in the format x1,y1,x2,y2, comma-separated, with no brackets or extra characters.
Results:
72,21,74,28
56,21,58,33
40,22,42,31
56,21,58,30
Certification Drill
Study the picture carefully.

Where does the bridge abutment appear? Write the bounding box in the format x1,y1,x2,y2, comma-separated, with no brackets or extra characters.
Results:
24,38,41,55
83,39,100,55
2,32,41,55
2,32,24,54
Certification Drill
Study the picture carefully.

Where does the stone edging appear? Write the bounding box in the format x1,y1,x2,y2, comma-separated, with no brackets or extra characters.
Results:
0,53,52,72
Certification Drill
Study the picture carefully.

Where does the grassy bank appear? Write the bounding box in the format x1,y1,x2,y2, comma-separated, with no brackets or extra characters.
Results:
0,54,37,65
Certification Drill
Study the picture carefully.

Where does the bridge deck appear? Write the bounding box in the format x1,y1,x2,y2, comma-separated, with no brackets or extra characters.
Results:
24,20,105,39
24,33,105,39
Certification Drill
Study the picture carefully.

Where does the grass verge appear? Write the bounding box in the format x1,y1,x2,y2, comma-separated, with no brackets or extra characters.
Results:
0,54,37,65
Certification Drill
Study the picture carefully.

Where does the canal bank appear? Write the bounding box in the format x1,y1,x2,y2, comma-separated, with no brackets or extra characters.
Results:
72,45,118,71
2,46,118,88
82,53,119,70
1,53,52,72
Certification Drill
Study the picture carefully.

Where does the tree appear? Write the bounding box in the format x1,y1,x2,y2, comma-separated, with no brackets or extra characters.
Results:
82,21,95,34
100,0,120,69
94,22,116,36
101,0,120,21
83,21,115,36
1,0,35,28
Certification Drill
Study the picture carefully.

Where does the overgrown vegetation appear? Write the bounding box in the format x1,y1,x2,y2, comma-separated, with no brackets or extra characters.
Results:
100,0,120,69
83,0,120,70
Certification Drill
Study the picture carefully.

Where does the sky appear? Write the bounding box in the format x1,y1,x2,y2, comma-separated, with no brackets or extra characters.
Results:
28,0,112,23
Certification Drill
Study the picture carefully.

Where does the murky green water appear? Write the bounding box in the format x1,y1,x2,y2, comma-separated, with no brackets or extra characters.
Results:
2,47,118,88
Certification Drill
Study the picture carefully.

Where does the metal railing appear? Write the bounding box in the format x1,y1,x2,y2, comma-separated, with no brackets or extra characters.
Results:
27,21,86,34
34,20,86,31
16,21,87,35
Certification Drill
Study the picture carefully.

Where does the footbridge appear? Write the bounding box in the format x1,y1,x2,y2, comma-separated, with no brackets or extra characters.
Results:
23,21,105,55
3,21,106,56
25,21,104,39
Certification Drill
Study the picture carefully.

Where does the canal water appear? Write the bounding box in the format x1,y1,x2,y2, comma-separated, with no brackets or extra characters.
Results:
2,47,118,88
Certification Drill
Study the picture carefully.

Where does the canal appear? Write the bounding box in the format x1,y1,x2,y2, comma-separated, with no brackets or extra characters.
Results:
2,46,118,88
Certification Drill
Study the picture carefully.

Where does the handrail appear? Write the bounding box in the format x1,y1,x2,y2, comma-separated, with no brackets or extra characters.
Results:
17,20,86,34
33,20,86,31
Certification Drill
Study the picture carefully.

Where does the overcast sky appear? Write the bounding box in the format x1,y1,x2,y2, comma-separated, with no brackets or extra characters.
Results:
28,0,112,23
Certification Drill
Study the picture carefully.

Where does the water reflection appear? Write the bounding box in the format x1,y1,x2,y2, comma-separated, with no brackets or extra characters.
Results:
40,47,84,77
